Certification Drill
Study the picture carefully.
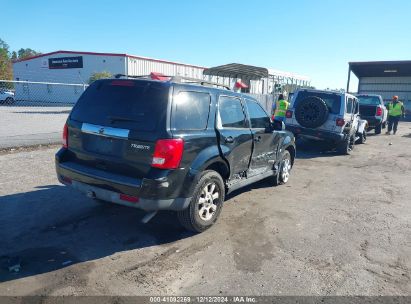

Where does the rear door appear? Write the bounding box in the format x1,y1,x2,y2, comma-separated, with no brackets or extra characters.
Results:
244,98,280,174
67,79,170,179
216,95,253,177
343,96,355,134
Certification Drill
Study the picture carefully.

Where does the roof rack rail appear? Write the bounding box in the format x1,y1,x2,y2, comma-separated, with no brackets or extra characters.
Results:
114,74,231,90
114,74,150,79
171,76,231,90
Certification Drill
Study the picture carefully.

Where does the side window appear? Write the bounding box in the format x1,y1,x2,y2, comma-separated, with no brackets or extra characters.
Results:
353,98,359,114
245,99,271,129
218,96,247,128
172,91,211,130
346,98,353,114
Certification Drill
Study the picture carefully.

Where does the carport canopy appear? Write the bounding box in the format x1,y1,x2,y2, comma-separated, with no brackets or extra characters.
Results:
349,60,411,78
203,63,269,80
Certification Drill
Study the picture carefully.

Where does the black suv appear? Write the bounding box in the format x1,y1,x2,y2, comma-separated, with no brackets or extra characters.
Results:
55,77,296,232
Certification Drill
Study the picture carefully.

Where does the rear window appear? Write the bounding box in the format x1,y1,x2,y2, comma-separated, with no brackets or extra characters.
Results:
171,91,211,130
294,91,341,114
357,96,381,105
70,80,169,131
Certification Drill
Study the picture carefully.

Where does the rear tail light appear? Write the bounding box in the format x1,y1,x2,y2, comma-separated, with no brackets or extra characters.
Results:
62,123,68,148
119,193,139,203
376,107,383,116
286,110,293,118
151,139,184,169
336,118,345,127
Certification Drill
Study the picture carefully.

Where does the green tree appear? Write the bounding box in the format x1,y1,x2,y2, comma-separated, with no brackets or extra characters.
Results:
88,71,112,84
16,48,41,60
0,38,13,80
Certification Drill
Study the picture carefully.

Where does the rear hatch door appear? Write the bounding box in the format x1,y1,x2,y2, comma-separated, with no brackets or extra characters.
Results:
67,79,171,179
288,91,341,132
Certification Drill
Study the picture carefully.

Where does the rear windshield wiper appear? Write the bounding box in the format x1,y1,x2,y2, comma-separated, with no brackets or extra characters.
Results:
108,116,139,123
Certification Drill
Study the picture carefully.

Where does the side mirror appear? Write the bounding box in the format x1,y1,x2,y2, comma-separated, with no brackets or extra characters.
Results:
272,119,285,131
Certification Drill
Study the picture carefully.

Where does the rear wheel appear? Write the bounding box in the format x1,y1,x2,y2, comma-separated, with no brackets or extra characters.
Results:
336,134,355,155
375,124,382,134
177,170,225,233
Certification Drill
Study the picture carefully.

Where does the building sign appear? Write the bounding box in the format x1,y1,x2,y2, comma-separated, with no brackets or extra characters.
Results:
48,56,83,69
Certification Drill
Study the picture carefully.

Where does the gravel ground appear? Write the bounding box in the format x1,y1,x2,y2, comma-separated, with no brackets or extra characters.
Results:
0,123,410,296
0,106,70,149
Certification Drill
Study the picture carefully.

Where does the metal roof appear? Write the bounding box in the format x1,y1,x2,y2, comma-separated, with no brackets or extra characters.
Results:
349,60,411,77
267,68,310,81
12,50,207,69
203,63,269,80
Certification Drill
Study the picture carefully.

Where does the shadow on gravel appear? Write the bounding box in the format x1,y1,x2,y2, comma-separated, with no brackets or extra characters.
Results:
294,138,341,159
0,185,194,283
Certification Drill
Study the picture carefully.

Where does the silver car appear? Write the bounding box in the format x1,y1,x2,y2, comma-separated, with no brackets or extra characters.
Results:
0,89,15,104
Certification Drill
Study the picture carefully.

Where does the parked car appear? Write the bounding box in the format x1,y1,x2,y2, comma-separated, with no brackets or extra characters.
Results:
55,76,296,232
0,90,15,104
285,89,367,154
356,94,387,134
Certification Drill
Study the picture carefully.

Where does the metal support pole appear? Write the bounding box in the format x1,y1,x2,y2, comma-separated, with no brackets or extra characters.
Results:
346,65,351,93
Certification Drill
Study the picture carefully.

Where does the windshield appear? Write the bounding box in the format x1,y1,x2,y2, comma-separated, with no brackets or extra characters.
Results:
357,96,381,105
70,80,169,131
294,91,341,114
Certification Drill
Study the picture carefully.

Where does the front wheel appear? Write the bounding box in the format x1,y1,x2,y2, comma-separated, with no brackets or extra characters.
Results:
272,150,292,185
356,131,367,144
5,97,15,105
177,170,225,233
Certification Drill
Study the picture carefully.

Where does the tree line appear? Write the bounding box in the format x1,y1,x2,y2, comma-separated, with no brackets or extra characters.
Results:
0,38,41,80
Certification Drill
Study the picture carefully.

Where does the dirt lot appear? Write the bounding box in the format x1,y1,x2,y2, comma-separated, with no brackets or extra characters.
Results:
0,123,410,296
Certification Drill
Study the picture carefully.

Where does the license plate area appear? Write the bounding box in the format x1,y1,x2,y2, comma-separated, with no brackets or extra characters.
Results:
82,134,122,156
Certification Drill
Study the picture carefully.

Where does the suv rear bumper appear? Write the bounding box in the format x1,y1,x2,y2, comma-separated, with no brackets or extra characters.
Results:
55,149,192,211
286,125,345,142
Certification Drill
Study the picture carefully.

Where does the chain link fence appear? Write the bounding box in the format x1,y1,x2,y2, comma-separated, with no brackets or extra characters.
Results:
0,80,88,149
0,79,280,149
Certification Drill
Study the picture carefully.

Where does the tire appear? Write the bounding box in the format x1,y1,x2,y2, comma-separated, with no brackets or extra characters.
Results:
336,134,355,155
177,170,225,233
5,97,14,105
272,150,292,185
356,131,366,144
375,124,382,134
294,96,329,128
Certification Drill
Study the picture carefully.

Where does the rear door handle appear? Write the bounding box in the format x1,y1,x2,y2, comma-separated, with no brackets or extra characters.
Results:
254,135,262,142
225,136,234,143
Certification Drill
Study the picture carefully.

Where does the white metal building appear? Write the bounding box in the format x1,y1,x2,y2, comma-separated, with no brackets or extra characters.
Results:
348,60,411,116
12,50,310,105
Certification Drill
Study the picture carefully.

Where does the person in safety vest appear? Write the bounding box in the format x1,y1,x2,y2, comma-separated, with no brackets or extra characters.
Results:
386,95,405,135
272,94,289,122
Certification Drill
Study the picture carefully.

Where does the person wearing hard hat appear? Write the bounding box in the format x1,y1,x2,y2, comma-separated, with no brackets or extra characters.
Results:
386,96,405,135
272,94,289,122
